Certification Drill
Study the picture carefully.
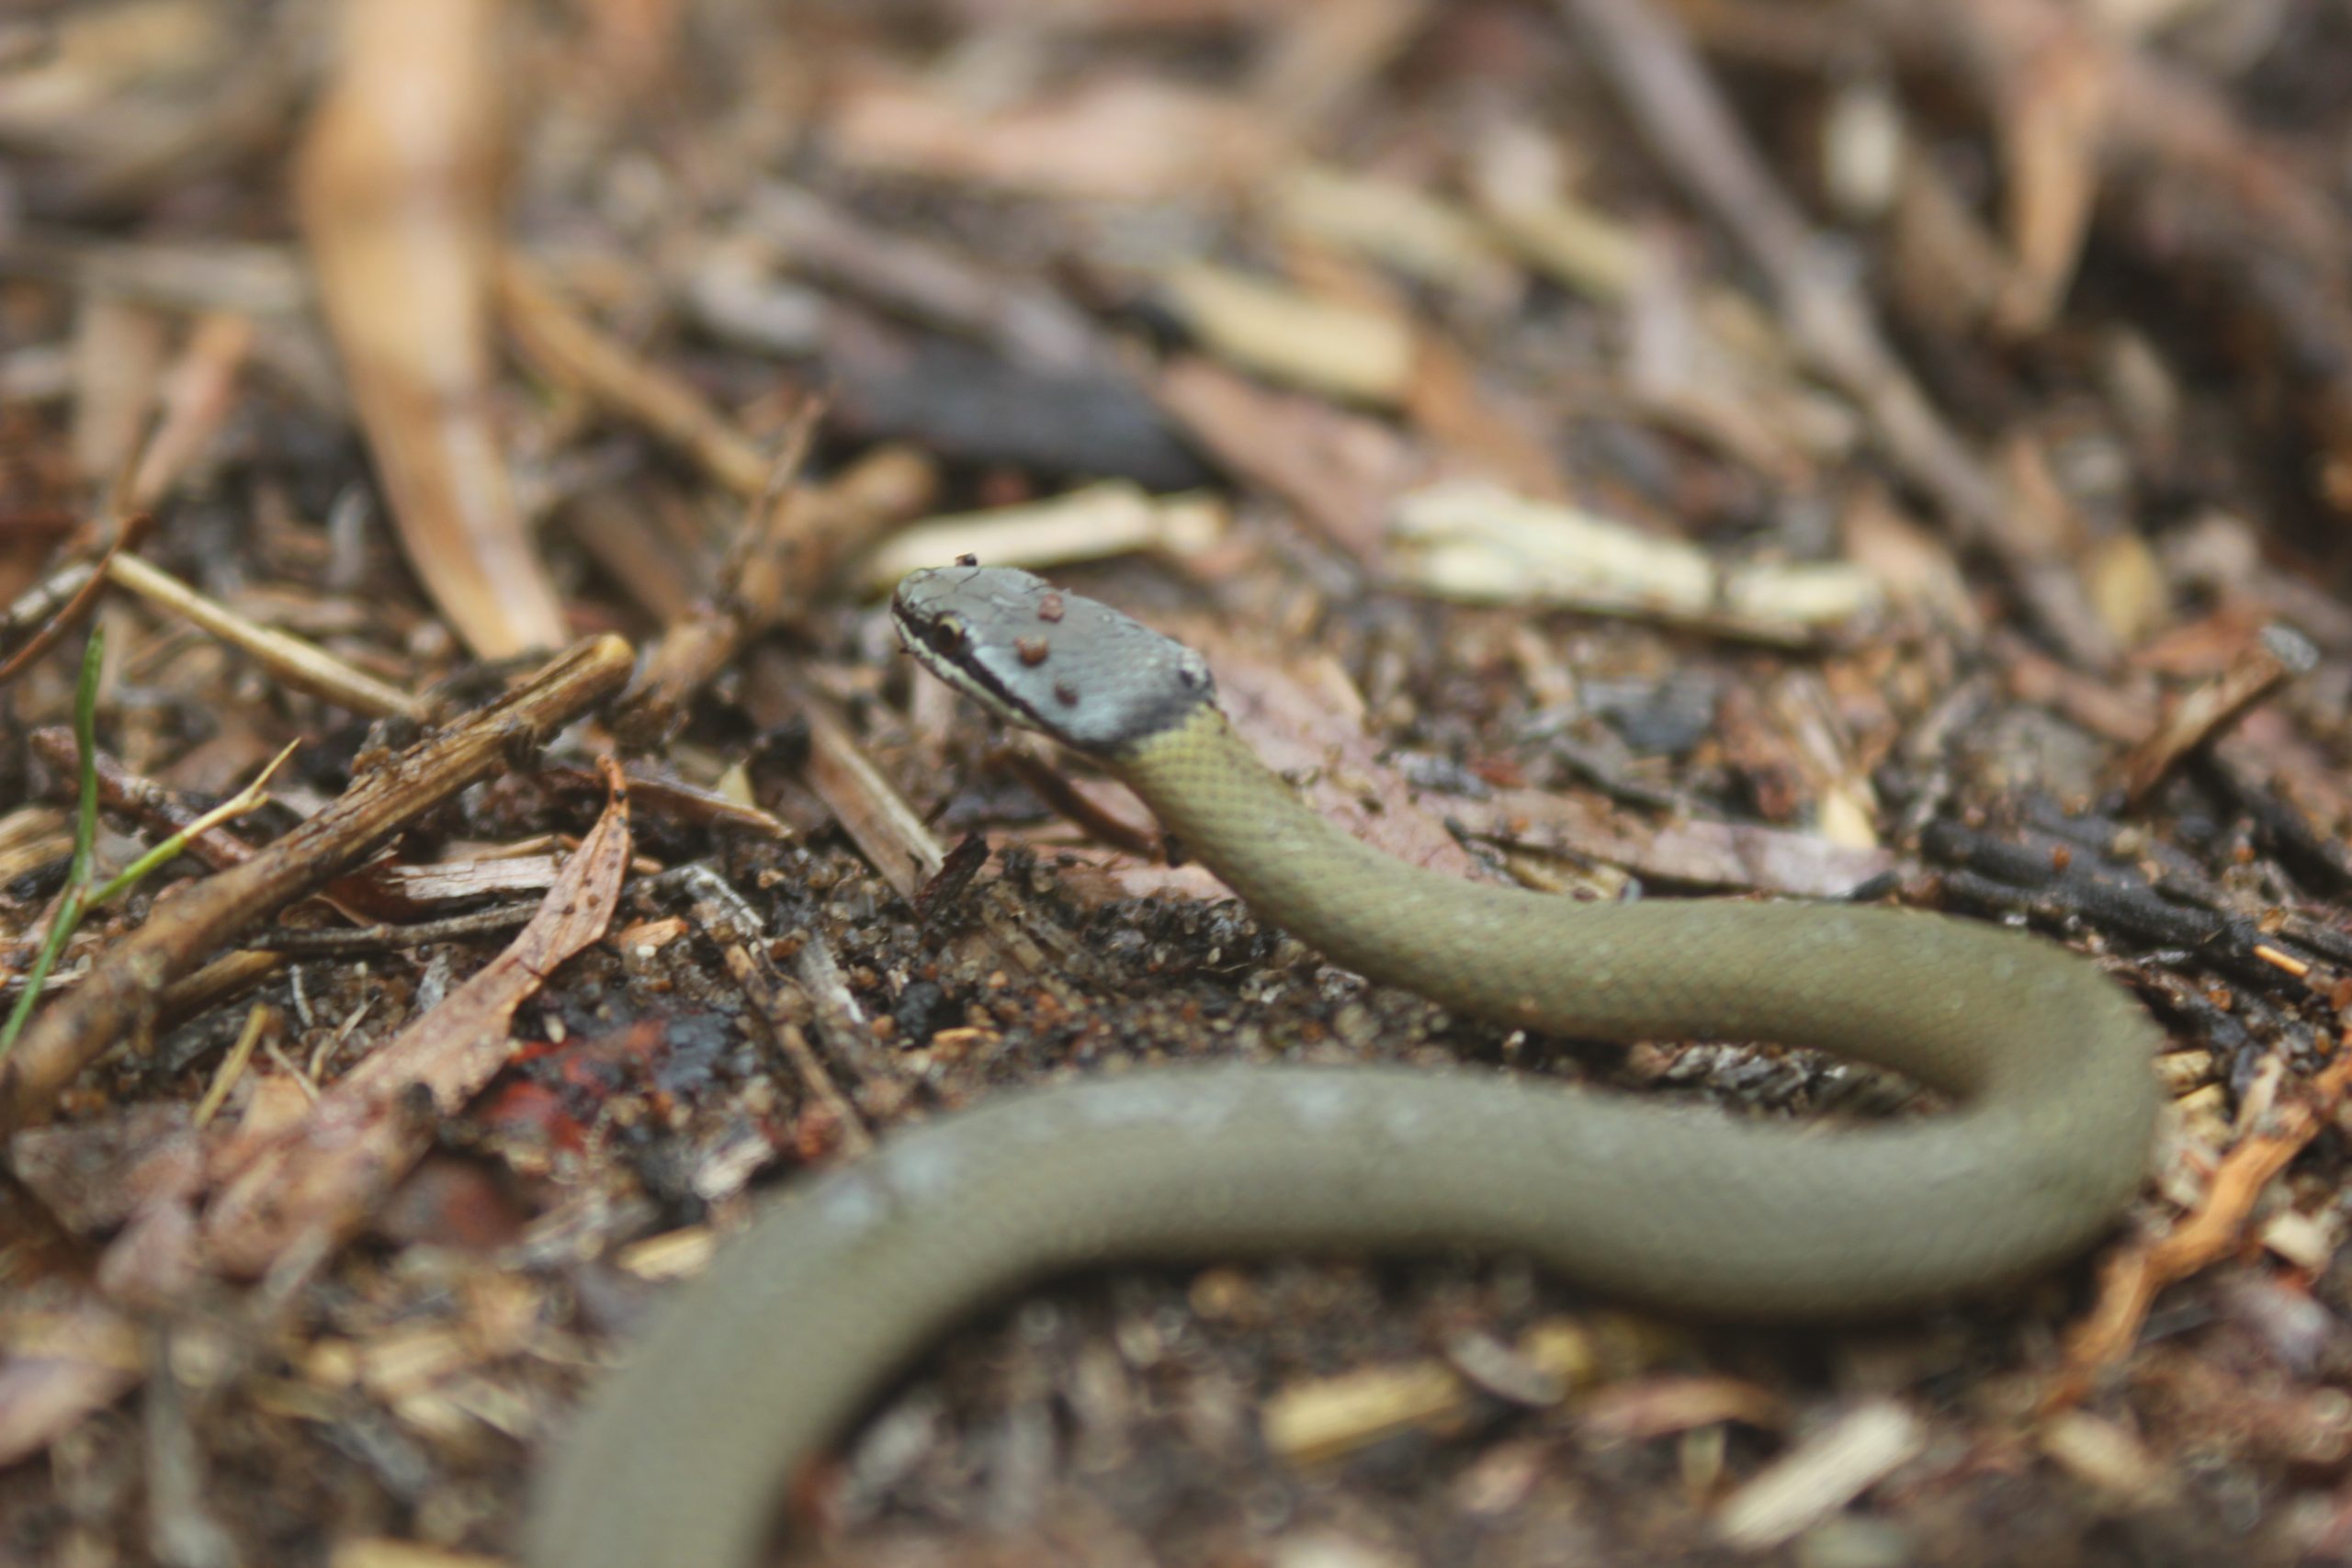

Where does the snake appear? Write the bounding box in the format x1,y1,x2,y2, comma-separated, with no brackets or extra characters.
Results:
526,562,2161,1568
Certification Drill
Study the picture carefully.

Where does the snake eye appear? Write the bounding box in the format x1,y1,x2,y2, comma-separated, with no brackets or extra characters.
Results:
929,617,965,655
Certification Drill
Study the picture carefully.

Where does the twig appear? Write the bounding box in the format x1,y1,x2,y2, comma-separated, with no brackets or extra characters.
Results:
659,863,873,1149
243,903,541,956
2113,624,2318,807
608,440,934,749
96,745,300,909
1921,818,2296,987
156,952,287,1032
613,400,823,749
119,311,254,516
910,833,995,928
191,1003,274,1128
0,513,151,687
535,762,792,840
497,251,773,497
746,184,1105,372
780,668,948,897
2194,748,2352,896
24,729,273,875
853,479,1225,594
103,552,423,721
0,562,97,655
0,634,634,1132
2044,1045,2352,1414
22,728,430,931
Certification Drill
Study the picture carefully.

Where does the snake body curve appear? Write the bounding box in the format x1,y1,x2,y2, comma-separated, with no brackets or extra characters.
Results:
526,563,2160,1568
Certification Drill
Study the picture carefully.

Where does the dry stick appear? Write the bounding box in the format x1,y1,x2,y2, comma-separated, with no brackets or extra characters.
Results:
729,444,934,626
1002,747,1165,862
535,761,790,840
910,833,993,928
103,552,424,721
28,728,265,874
609,441,935,750
25,728,425,927
0,234,310,319
661,863,872,1149
2112,623,2319,807
119,312,254,515
0,633,633,1133
244,903,541,956
0,307,254,677
0,514,151,686
785,671,946,897
723,943,874,1154
2045,1045,2352,1413
1558,0,2111,666
2197,746,2352,896
0,561,97,649
746,185,1106,372
497,251,774,499
785,919,900,1100
606,401,822,752
156,951,287,1032
763,657,1081,988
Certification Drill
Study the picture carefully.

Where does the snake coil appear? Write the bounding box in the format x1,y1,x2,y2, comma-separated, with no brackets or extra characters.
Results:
526,564,2159,1568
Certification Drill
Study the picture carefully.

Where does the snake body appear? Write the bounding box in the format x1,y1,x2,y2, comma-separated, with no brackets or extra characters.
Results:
526,564,2160,1568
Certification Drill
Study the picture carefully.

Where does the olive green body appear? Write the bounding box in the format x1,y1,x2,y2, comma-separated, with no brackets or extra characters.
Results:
526,698,2160,1568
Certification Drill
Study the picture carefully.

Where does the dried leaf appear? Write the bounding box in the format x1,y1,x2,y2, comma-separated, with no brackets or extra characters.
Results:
200,766,632,1275
294,0,566,657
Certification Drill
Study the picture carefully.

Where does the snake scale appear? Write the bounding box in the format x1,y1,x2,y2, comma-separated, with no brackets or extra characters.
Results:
525,562,2160,1568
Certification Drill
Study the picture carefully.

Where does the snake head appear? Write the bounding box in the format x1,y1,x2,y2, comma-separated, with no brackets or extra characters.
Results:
892,564,1216,756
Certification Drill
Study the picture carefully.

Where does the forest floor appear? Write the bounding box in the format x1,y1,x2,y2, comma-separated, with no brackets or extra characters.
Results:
6,2,2352,1564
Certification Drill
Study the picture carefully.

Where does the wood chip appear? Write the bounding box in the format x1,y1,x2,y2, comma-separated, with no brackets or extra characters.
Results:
1159,261,1419,405
1391,480,1881,644
1712,1399,1925,1551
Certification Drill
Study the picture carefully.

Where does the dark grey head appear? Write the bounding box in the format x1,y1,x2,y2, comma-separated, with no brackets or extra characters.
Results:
891,564,1216,754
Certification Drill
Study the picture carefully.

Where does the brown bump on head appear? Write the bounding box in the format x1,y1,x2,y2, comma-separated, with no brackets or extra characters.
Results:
956,552,978,566
1037,593,1065,622
1053,679,1080,705
1015,636,1049,666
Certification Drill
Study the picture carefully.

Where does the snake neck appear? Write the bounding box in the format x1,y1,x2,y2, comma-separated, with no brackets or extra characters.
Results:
1107,705,1504,1010
1102,703,2160,1119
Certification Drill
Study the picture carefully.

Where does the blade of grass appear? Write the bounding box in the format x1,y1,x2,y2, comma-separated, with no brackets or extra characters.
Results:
85,741,299,908
1,646,291,1060
1,627,106,1056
